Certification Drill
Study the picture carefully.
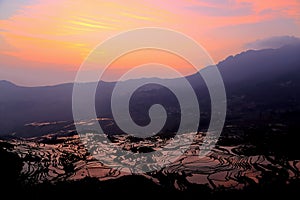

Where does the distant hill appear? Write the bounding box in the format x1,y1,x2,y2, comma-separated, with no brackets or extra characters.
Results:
0,44,299,137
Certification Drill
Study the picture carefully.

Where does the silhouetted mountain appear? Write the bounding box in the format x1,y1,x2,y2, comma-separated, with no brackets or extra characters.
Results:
0,44,299,137
0,80,17,88
219,44,300,112
219,44,300,88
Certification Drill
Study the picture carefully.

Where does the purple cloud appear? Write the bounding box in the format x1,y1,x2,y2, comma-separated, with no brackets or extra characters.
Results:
246,35,300,50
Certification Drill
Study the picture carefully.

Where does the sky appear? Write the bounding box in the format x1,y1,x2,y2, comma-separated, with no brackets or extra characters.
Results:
0,0,300,86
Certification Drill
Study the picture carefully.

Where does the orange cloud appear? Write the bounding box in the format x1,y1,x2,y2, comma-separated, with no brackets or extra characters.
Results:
0,0,174,68
0,0,299,83
102,49,198,81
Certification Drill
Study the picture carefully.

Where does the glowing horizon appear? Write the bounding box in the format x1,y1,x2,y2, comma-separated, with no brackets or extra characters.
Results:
0,0,300,85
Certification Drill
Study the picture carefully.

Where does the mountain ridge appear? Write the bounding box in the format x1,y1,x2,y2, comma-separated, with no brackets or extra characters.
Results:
1,43,300,88
1,44,299,136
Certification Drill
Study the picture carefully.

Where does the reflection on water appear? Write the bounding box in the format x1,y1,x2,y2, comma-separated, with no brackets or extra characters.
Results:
2,132,299,190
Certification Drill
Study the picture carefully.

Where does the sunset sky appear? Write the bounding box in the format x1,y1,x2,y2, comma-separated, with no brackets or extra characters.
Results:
1,0,300,86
